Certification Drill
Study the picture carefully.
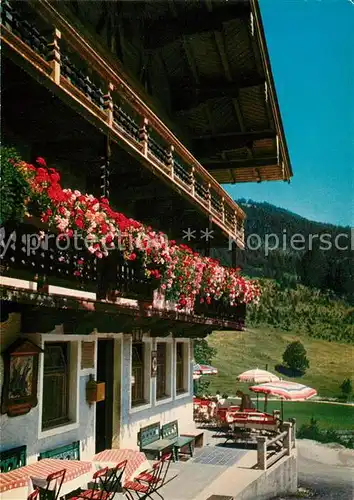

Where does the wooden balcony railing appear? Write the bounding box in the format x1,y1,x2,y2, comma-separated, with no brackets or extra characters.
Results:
194,298,246,330
0,221,155,301
0,0,245,248
0,221,245,327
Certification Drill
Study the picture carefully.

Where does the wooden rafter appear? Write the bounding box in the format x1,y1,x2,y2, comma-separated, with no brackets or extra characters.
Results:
193,129,273,140
204,102,216,135
144,2,250,50
213,29,246,134
182,36,200,84
202,157,278,170
171,74,264,111
193,130,275,154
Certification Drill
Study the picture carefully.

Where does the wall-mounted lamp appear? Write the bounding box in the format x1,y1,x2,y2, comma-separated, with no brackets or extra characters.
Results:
132,329,144,342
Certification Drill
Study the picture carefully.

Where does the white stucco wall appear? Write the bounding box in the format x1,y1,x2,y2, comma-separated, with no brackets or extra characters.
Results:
118,334,196,450
1,314,197,457
1,375,95,462
0,315,96,462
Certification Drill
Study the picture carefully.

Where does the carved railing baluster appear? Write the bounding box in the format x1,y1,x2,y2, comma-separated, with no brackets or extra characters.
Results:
139,118,149,157
104,82,114,128
207,183,212,211
167,145,174,179
190,167,195,197
47,28,61,84
98,133,111,200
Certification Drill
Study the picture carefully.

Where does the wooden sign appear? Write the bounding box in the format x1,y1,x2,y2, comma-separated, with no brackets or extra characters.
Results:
151,350,157,377
1,338,43,417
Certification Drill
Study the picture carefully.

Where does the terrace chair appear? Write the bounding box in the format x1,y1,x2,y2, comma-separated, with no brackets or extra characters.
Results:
32,468,66,500
72,462,127,500
124,452,173,500
105,460,127,494
27,488,40,500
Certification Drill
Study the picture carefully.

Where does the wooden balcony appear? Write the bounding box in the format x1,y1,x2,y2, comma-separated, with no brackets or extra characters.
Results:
0,221,246,331
0,220,155,302
0,0,245,248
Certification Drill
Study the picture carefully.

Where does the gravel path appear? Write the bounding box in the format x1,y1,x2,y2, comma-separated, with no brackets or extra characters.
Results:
274,440,354,499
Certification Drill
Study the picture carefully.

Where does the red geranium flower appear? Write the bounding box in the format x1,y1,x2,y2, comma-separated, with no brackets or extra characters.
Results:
36,157,47,167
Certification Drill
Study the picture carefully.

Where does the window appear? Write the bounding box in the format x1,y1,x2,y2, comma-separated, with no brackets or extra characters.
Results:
131,343,145,406
156,343,167,400
42,343,69,429
176,343,185,394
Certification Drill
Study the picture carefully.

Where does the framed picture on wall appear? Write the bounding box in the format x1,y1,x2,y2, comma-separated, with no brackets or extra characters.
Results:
151,350,157,377
1,338,43,417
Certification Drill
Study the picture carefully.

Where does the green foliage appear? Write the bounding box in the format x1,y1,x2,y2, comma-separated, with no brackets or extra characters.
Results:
297,417,322,441
283,340,309,372
246,279,354,344
207,328,354,399
213,200,354,302
340,378,353,399
0,146,30,225
297,417,354,449
194,378,211,397
193,339,217,397
194,339,217,365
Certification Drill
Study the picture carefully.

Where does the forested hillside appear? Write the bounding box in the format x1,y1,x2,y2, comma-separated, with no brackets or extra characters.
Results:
213,200,353,302
246,279,354,344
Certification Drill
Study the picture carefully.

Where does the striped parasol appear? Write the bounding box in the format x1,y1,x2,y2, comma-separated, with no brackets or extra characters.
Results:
249,381,317,400
193,363,218,376
249,381,317,418
237,368,280,384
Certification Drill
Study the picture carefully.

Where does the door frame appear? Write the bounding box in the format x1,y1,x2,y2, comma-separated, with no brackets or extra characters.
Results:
95,339,114,453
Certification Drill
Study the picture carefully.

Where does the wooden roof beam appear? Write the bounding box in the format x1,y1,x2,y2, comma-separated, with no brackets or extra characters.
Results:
193,129,274,140
213,30,246,133
172,74,265,111
202,157,278,170
182,36,200,84
193,130,276,154
144,2,251,50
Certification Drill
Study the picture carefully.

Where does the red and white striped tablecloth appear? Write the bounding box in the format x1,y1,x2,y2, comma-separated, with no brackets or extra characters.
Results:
0,458,92,493
93,449,150,484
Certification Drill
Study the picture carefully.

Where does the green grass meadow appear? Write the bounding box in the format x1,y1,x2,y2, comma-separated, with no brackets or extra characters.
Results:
205,327,354,429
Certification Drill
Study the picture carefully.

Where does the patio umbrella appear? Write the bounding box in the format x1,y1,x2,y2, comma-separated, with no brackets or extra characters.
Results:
193,363,218,376
249,381,317,419
237,368,280,409
237,368,280,384
193,363,218,396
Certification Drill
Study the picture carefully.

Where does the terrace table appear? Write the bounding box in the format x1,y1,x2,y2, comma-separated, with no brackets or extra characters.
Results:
92,449,151,485
0,458,93,499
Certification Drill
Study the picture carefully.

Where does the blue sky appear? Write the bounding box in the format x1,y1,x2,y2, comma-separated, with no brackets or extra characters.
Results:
224,0,354,227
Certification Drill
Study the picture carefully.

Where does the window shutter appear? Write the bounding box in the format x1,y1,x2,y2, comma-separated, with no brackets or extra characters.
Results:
81,342,95,369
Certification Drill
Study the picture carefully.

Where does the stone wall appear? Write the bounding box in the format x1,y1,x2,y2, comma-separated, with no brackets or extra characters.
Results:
236,454,298,500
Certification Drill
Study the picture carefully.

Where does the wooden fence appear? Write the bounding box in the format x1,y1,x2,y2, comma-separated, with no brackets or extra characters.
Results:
257,418,296,470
